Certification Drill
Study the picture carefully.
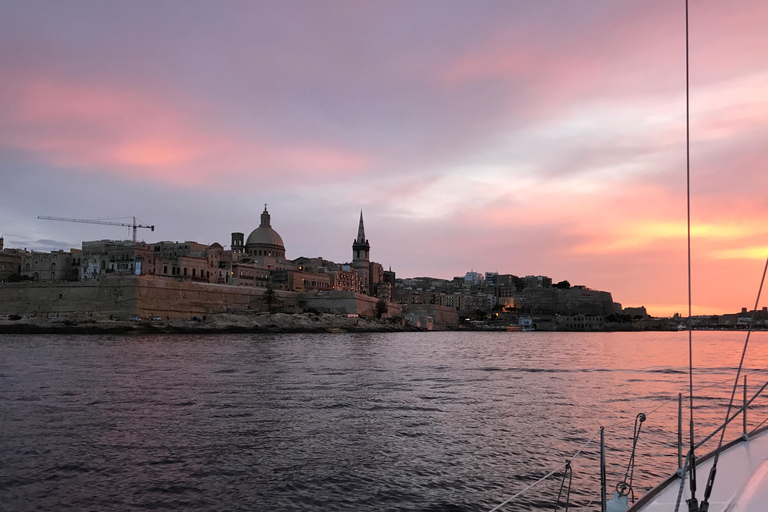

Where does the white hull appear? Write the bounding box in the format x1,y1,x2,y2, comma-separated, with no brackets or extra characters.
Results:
630,426,768,512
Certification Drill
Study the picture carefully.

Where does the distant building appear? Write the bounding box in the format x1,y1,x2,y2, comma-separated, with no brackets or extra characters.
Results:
271,269,331,292
557,314,605,331
0,237,23,282
22,250,79,282
230,260,270,288
464,271,484,285
522,275,552,289
80,240,151,280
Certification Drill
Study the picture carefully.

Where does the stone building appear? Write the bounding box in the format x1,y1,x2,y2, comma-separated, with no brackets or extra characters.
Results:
522,275,552,289
328,266,362,293
271,269,331,293
230,260,270,287
0,237,23,282
80,240,152,280
557,314,605,331
22,250,79,281
369,261,384,294
151,241,224,283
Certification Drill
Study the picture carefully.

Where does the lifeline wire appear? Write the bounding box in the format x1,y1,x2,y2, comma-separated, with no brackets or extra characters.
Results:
486,374,762,511
487,428,602,512
486,379,730,511
487,463,569,512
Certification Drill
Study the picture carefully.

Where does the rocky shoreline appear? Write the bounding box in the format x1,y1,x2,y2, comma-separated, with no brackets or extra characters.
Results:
0,312,426,335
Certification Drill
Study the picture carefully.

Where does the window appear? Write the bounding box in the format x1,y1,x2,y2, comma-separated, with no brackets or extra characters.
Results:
163,266,168,274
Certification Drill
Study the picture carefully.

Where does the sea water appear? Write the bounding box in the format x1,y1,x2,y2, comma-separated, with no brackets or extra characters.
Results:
2,331,767,511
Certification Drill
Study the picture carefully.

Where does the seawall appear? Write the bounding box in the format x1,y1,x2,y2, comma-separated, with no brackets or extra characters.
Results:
0,276,286,319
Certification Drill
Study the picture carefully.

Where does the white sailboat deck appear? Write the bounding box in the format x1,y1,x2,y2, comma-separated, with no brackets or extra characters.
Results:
633,428,768,512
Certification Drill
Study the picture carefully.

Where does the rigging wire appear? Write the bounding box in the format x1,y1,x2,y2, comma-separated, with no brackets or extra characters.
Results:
699,255,768,510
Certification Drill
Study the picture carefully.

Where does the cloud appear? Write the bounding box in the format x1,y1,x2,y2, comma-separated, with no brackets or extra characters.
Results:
0,71,372,188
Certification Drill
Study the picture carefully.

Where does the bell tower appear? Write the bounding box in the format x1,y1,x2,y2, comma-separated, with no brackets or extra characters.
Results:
352,211,370,294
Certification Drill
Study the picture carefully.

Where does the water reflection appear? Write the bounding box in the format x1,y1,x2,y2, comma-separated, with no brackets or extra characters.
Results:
1,331,767,511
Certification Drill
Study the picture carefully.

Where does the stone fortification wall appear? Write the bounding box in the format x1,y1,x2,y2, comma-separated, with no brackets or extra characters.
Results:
0,277,404,320
503,287,617,316
0,278,138,318
135,277,280,319
0,276,297,320
559,288,616,316
402,304,459,327
302,291,402,318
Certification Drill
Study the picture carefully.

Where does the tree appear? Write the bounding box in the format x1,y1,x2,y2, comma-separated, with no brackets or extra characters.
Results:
264,285,279,313
375,299,388,319
554,280,571,289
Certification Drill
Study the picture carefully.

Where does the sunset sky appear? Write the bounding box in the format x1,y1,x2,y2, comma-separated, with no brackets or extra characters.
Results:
2,1,767,316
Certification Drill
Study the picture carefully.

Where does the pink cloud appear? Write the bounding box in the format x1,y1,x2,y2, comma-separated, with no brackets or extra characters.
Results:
437,1,768,127
0,72,372,187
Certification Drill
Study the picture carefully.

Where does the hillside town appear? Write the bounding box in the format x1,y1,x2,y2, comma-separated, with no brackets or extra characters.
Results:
0,208,761,331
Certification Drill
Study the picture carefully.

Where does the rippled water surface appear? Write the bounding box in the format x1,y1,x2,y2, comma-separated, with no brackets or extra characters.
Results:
2,331,768,511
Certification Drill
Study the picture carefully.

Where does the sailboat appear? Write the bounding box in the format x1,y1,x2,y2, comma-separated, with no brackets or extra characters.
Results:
489,1,768,511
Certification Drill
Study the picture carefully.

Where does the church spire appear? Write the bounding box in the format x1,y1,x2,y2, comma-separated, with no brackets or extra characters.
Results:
352,210,371,293
356,210,366,243
352,210,370,262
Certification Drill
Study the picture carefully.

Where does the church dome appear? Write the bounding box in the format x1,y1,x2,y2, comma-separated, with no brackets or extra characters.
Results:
246,226,284,248
245,205,285,258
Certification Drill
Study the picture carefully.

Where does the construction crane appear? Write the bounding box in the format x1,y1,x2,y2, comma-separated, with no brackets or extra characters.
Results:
38,216,155,242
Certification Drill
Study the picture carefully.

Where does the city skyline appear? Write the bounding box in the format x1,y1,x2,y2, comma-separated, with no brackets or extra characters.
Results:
2,1,768,316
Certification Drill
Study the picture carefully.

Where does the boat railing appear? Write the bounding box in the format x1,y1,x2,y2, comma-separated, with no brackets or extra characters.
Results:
626,374,768,512
692,376,767,451
487,373,768,512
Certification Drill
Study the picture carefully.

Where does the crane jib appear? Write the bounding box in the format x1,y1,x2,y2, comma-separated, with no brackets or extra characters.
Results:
37,215,155,242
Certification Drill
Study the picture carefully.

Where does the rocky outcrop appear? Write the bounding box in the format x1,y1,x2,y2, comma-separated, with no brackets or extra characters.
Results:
0,312,421,334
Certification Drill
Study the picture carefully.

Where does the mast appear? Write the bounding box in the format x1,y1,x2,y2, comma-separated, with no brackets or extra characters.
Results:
684,0,699,509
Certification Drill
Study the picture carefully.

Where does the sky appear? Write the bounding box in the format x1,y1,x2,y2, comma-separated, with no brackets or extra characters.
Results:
1,0,767,317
